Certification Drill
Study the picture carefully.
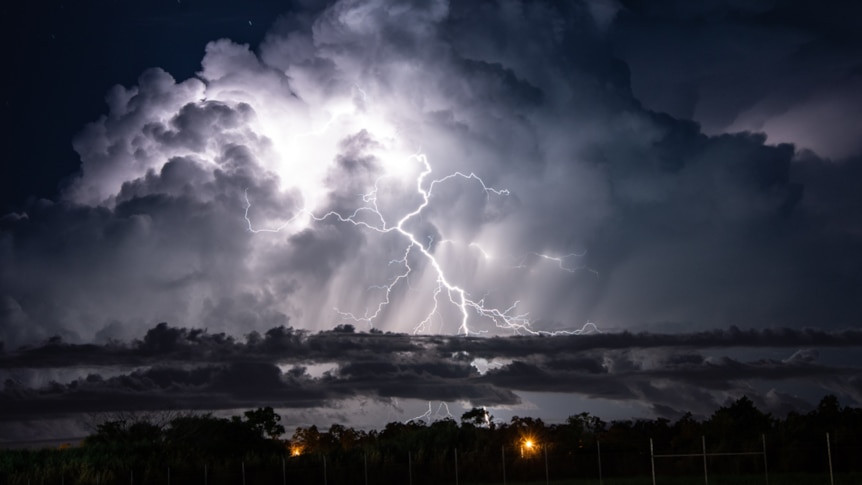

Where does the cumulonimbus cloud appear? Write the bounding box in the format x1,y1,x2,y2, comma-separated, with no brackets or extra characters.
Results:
3,0,860,350
2,1,862,446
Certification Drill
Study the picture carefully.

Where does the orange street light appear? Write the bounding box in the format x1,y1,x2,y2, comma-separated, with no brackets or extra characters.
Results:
520,437,539,457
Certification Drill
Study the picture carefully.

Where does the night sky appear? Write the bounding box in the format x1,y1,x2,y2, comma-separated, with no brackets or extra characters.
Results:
2,0,862,445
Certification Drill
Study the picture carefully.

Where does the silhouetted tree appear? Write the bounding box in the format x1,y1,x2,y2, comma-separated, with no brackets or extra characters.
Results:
461,407,493,427
243,406,285,440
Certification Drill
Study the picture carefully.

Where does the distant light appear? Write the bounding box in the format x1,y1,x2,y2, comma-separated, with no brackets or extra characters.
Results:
520,437,538,457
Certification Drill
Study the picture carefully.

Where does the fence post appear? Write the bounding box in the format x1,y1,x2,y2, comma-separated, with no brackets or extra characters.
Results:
544,445,549,485
650,438,656,485
204,464,208,485
597,440,603,485
282,457,286,485
458,448,462,485
409,451,413,485
501,445,506,485
364,451,368,485
167,466,170,485
323,455,327,485
242,461,246,485
762,434,768,485
826,432,834,485
702,435,708,485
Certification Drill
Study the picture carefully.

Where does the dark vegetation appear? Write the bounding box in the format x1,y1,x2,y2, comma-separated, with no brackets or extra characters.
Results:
1,396,861,484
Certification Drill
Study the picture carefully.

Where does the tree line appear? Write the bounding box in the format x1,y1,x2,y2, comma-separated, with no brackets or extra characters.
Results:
1,395,861,484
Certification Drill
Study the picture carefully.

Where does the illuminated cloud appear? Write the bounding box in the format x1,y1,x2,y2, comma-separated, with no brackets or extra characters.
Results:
4,0,860,350
1,0,861,445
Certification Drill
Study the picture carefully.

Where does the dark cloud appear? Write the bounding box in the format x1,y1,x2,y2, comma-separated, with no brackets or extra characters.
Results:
2,324,861,429
2,0,862,444
3,0,862,345
613,0,862,159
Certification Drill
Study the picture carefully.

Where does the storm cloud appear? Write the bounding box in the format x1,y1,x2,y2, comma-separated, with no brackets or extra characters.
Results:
1,0,861,446
3,0,860,347
613,0,862,160
3,324,862,436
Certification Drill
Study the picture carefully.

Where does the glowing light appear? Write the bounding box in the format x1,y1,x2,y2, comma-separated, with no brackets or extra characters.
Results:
520,436,539,457
244,87,602,336
290,445,303,457
248,85,407,230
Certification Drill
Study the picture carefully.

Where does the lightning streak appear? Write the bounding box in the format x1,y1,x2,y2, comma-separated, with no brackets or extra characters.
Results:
244,92,600,336
531,252,585,272
407,402,454,424
513,251,599,276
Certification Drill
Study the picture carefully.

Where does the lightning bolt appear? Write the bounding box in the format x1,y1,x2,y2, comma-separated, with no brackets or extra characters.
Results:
468,242,493,260
407,402,454,424
514,251,600,276
244,91,601,337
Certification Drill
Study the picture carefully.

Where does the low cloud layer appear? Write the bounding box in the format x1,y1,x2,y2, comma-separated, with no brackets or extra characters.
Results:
3,324,862,435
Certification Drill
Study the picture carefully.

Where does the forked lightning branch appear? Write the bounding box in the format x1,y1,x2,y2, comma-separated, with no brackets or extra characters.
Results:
243,91,599,337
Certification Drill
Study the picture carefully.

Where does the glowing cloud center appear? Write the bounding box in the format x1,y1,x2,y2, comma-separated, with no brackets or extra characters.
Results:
244,88,599,336
248,87,412,223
